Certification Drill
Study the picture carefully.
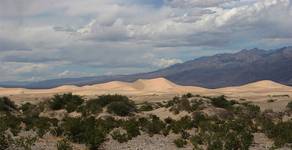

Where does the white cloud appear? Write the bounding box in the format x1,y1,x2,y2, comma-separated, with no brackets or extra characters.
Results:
156,58,183,68
165,0,236,8
0,0,291,81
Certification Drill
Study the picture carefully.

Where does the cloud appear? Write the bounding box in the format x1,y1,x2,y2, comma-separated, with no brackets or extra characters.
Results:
0,0,291,81
165,0,236,8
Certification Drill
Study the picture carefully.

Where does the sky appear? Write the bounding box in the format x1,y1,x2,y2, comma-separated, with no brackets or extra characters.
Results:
0,0,292,82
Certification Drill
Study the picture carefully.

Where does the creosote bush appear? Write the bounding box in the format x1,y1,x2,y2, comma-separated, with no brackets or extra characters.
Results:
210,95,232,109
57,139,73,150
50,93,84,112
174,138,187,148
107,101,136,116
139,102,153,111
287,101,292,110
1,93,292,149
0,97,17,112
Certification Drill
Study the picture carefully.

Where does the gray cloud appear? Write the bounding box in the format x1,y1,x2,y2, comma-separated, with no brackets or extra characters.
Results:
0,0,291,81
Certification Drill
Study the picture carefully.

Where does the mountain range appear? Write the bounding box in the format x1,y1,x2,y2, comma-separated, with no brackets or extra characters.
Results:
1,46,292,89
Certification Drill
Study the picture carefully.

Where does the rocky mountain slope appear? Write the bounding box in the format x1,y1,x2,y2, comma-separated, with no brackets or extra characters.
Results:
1,46,292,88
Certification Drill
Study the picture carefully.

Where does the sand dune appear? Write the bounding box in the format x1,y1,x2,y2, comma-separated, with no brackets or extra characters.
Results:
132,78,177,91
0,78,292,102
217,80,292,92
236,80,290,89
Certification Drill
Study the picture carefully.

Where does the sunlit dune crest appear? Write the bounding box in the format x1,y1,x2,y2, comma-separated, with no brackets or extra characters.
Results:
0,78,292,98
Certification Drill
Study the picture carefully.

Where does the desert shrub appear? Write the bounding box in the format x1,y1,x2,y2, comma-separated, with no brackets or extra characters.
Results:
111,130,129,143
20,103,36,113
287,101,292,110
23,116,56,137
139,102,153,111
190,135,203,146
79,99,103,116
57,139,73,150
164,117,174,124
173,138,187,148
86,128,106,150
96,94,133,107
207,140,223,150
181,130,190,139
0,114,22,135
122,119,140,138
0,132,10,150
13,136,37,150
190,99,203,111
239,103,261,118
51,126,64,137
140,115,165,136
20,102,43,118
267,99,276,103
178,98,192,112
210,95,232,109
165,96,180,108
50,93,84,112
62,117,106,149
170,116,194,134
0,97,17,112
194,117,253,150
192,111,207,125
155,102,164,108
260,118,292,147
182,93,194,98
107,101,136,116
162,125,171,136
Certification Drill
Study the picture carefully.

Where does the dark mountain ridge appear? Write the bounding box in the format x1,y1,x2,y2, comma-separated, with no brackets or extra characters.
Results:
1,46,292,89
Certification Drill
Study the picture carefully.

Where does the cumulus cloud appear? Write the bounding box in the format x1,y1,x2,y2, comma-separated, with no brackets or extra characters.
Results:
0,0,291,81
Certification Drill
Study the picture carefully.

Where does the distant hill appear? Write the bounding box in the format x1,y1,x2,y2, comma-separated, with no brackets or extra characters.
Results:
1,46,292,89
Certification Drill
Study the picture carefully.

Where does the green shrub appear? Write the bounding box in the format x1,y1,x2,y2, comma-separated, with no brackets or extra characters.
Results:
140,115,165,136
164,117,174,124
190,99,203,111
0,114,22,135
207,140,223,150
240,103,261,118
23,116,56,137
0,97,17,112
62,117,106,149
96,94,132,107
20,102,42,118
50,93,84,112
162,125,171,136
287,101,292,110
111,130,129,143
79,99,103,116
173,138,187,148
139,102,153,111
261,119,292,147
0,132,10,150
107,101,136,116
122,119,140,138
190,135,203,146
13,136,37,150
192,111,207,125
210,95,232,109
178,98,192,112
171,116,194,134
182,93,193,98
267,99,276,103
57,139,73,150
